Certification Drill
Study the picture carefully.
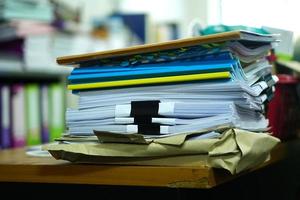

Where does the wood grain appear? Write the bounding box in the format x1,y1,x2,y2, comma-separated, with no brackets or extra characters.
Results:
0,145,284,188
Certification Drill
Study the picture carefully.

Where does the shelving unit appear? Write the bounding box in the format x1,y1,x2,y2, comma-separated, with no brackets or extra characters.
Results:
0,67,69,149
0,69,70,82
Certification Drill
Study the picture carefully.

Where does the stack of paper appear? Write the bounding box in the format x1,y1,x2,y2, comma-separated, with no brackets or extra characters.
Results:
43,30,281,174
0,0,54,23
59,30,278,137
44,128,280,174
0,0,56,73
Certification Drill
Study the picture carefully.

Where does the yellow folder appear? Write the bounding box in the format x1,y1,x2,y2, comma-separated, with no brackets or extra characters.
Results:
68,71,231,90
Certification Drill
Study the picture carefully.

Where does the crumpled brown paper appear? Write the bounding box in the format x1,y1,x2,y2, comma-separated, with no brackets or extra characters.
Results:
43,128,280,174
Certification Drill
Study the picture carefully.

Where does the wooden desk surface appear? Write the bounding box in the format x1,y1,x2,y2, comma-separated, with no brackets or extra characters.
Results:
0,145,284,189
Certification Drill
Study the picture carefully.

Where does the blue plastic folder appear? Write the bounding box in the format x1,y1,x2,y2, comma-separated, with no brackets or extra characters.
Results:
69,60,235,84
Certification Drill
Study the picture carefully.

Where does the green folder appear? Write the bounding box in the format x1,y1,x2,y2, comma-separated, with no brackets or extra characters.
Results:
25,84,41,146
48,83,65,142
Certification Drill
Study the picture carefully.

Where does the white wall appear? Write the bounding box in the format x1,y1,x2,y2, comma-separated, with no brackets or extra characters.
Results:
57,0,213,38
221,0,300,35
58,0,118,31
119,0,211,38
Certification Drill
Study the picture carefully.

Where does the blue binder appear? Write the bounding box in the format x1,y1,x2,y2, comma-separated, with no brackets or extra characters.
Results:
72,51,234,75
68,60,236,84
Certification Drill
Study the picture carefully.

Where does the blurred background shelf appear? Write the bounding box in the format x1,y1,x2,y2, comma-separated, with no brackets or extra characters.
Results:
276,60,300,74
0,68,71,81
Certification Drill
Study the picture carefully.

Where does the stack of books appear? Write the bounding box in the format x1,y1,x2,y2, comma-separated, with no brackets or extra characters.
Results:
0,0,55,72
44,30,280,174
62,30,278,137
0,0,54,22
